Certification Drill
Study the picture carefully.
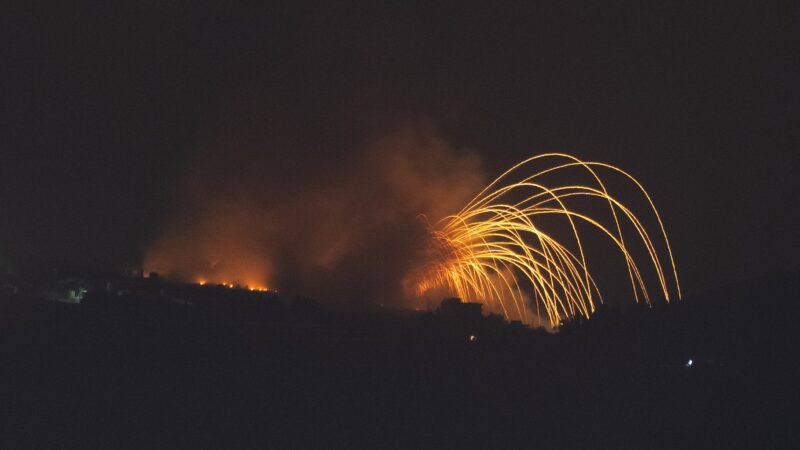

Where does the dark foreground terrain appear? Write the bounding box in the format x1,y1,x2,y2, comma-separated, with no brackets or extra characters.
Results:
1,273,798,449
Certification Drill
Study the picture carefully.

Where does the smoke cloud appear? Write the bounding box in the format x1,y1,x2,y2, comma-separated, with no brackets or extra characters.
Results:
144,122,485,309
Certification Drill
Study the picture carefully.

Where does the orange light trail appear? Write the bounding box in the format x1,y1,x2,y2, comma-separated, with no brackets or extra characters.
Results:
413,153,681,328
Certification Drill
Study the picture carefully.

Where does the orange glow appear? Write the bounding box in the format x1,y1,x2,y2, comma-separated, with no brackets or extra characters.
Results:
143,127,485,311
247,284,270,292
411,153,681,329
194,278,271,292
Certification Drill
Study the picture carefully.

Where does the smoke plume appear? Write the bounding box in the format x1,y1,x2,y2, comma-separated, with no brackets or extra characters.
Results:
144,122,485,309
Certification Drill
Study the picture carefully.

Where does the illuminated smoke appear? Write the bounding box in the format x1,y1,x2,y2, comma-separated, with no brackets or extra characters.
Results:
146,121,680,327
144,124,485,307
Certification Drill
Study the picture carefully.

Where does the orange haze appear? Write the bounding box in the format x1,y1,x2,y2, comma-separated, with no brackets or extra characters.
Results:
144,125,485,308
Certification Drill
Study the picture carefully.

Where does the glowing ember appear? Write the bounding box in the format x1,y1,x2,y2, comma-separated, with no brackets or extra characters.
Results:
412,153,681,328
195,279,270,292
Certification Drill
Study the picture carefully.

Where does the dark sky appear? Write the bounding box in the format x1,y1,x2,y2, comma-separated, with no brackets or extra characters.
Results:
2,1,797,296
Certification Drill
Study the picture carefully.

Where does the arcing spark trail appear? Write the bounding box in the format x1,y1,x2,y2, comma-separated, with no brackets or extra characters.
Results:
413,153,681,328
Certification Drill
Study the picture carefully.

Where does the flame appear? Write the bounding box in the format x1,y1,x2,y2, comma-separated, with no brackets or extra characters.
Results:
143,127,679,326
195,278,270,292
144,127,483,307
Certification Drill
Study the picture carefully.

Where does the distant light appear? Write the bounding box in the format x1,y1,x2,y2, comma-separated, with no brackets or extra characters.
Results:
686,359,693,368
469,335,477,342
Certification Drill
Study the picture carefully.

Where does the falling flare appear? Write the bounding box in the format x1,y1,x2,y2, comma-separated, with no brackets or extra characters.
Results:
413,153,681,328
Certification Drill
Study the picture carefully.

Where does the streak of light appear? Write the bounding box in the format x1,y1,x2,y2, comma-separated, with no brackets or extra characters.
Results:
414,153,681,328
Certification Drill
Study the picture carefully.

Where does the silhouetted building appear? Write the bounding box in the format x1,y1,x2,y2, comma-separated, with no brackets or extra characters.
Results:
43,278,87,304
438,297,483,322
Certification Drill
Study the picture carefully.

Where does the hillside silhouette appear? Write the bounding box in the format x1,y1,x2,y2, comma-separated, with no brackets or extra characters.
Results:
0,271,797,448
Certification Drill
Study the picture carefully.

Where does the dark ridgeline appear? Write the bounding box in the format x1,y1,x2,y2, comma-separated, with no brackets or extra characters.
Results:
1,268,797,448
3,1,796,447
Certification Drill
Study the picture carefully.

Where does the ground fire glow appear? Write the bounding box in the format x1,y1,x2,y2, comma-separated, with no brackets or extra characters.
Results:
196,279,270,292
146,144,680,328
411,153,681,328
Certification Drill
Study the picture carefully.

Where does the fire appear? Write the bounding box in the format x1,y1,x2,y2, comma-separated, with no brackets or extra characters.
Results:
247,285,270,292
195,278,270,292
144,127,486,309
143,128,678,326
412,153,681,328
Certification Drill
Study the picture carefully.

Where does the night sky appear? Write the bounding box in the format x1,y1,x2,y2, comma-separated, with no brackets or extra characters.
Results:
2,1,797,297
